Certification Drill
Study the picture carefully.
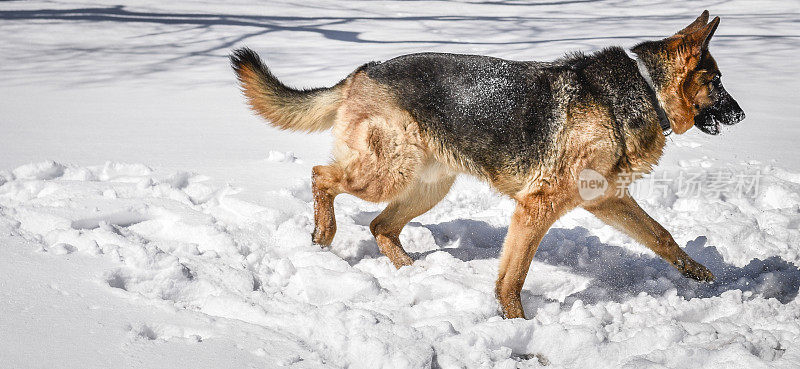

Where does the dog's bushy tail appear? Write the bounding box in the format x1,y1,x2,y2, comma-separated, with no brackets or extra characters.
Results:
230,47,343,132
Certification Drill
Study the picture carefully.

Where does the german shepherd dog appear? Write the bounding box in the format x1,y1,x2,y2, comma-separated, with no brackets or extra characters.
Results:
231,11,745,319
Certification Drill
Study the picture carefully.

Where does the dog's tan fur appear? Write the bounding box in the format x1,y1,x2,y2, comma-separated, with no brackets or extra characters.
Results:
309,72,458,268
233,11,735,318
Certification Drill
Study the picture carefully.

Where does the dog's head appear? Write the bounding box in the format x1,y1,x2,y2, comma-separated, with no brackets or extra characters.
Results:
632,10,745,135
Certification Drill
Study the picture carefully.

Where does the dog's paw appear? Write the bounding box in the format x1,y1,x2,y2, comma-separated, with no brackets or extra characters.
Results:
512,353,549,366
389,253,414,269
311,226,335,247
674,257,715,282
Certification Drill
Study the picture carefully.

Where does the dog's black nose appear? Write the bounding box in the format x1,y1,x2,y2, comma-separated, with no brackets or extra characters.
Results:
723,101,745,125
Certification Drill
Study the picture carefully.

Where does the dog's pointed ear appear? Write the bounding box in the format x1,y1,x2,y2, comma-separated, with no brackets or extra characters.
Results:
691,16,720,50
676,10,710,35
669,16,720,68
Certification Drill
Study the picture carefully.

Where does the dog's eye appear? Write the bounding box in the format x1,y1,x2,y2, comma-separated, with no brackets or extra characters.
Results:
707,75,720,88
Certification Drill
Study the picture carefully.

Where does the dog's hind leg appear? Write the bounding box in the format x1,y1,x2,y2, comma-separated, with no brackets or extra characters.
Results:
370,170,456,268
313,72,440,254
311,164,343,246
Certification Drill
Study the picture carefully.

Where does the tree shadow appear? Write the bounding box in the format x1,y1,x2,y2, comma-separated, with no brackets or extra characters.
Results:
0,5,665,45
403,218,800,307
2,5,793,86
2,5,788,47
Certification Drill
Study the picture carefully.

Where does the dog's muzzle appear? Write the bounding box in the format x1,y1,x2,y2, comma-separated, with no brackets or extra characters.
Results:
694,80,745,135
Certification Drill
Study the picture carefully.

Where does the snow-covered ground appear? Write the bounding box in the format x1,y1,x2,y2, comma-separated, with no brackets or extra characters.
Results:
1,1,799,368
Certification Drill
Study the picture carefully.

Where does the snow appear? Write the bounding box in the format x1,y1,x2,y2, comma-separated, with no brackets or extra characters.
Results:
1,1,799,368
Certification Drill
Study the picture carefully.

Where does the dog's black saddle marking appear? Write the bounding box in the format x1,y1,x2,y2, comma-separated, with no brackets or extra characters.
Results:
365,48,661,175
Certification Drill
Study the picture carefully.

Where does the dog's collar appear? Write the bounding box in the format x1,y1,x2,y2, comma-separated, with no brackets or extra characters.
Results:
626,49,672,135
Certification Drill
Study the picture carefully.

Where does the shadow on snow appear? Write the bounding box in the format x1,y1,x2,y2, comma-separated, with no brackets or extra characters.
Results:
2,5,793,86
1,5,787,47
402,218,800,306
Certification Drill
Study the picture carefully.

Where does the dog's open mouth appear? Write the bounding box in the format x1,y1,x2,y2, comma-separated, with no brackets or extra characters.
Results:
695,118,721,135
695,105,745,135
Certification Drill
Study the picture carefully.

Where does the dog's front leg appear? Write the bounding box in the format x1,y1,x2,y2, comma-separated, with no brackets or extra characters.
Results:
584,194,715,282
496,194,569,319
